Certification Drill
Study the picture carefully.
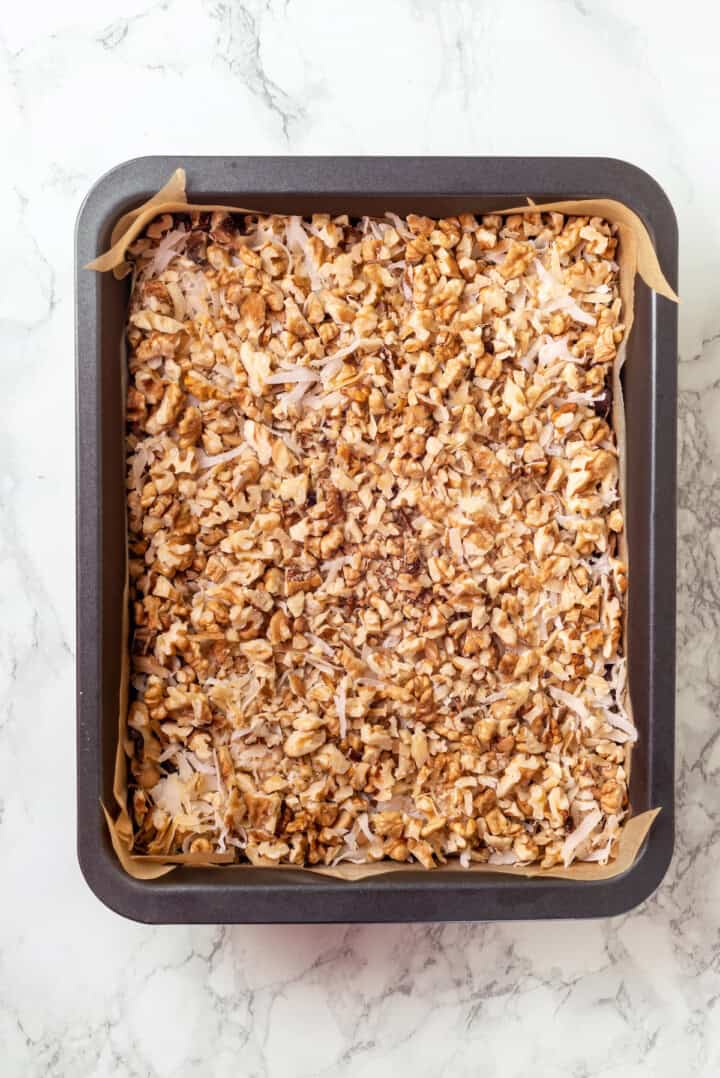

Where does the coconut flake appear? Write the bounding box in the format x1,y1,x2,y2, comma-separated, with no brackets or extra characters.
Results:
580,833,615,863
307,633,335,658
277,380,312,412
150,773,187,815
148,228,187,276
549,686,591,724
561,807,602,866
563,299,596,326
212,749,225,795
269,427,303,456
332,847,371,865
476,691,507,706
357,812,374,842
334,676,348,738
304,654,339,676
303,390,345,410
522,336,545,368
322,335,383,365
318,355,345,385
196,444,249,470
384,212,414,240
286,216,323,291
482,247,508,266
265,365,320,386
533,257,597,326
602,709,638,743
186,751,217,776
566,391,603,405
488,849,518,866
231,725,255,739
321,555,352,585
539,336,578,367
476,775,499,789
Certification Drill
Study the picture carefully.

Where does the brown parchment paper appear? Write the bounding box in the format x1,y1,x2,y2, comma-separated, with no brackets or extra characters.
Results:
89,169,676,882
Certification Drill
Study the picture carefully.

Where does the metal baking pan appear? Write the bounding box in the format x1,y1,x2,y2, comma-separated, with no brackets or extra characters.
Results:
75,156,677,923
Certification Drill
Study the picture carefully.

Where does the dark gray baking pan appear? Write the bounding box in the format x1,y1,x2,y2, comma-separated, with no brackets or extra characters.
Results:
75,157,677,923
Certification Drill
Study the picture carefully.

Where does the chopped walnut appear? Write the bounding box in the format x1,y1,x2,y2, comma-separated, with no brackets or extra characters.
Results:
123,206,630,870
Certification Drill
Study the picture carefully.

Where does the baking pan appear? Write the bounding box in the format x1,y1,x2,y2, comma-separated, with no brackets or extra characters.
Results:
75,157,677,923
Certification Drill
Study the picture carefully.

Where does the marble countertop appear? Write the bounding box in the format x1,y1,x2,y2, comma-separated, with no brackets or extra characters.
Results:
2,0,719,1074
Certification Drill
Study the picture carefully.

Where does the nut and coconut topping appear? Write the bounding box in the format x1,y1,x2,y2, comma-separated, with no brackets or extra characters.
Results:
124,207,631,869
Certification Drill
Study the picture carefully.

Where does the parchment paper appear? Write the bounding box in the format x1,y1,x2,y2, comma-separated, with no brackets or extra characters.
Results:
88,169,676,882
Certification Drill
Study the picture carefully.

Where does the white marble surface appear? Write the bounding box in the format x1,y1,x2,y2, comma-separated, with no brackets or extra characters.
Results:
1,0,719,1074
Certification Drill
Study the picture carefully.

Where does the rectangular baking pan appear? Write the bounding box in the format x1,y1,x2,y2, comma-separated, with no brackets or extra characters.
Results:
76,156,677,923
